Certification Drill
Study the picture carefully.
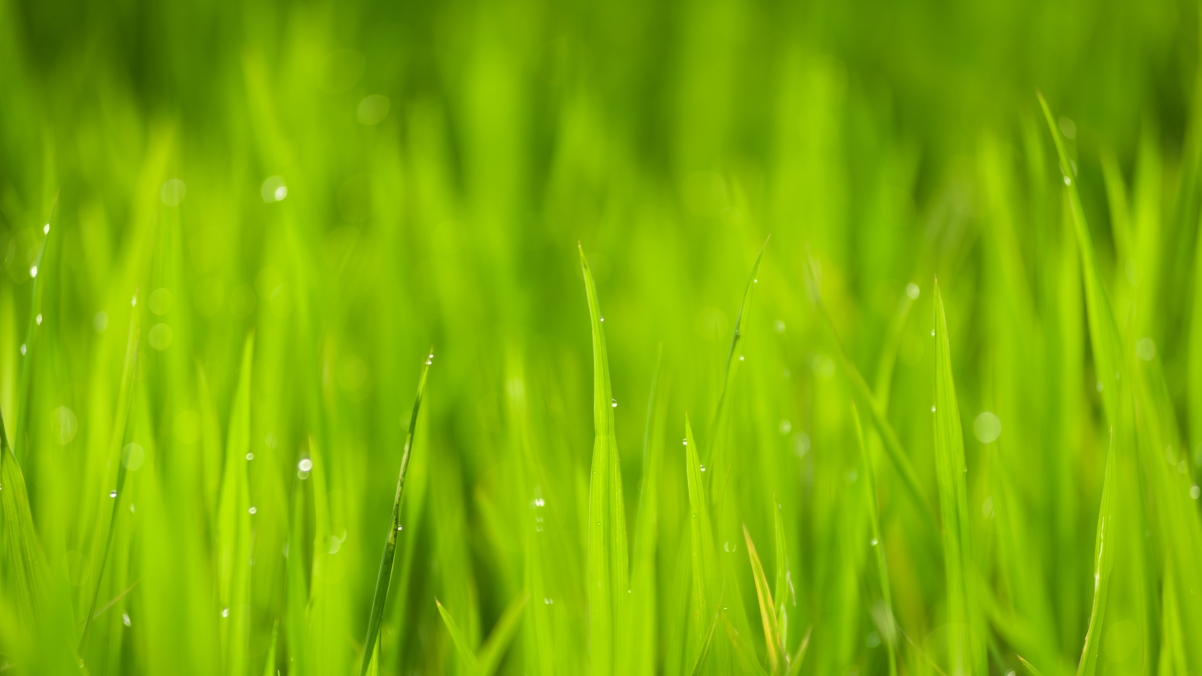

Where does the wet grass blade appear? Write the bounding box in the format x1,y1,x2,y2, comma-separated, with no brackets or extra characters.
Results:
784,627,812,676
12,195,56,467
360,349,433,676
853,403,898,676
684,417,721,669
580,243,629,676
772,505,791,661
932,279,983,676
709,237,768,450
687,608,720,676
741,524,780,673
217,334,255,675
78,289,142,654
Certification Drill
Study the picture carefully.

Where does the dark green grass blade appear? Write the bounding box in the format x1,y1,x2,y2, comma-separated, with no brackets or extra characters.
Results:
436,598,481,670
932,280,984,676
802,251,937,530
580,243,629,676
853,403,898,676
360,350,432,676
78,289,142,654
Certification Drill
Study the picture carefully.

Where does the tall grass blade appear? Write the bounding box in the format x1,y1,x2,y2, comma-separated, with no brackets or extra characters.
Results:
216,334,255,675
580,243,629,675
742,524,780,673
853,403,898,676
684,417,722,672
78,289,142,654
932,280,983,676
360,349,433,676
474,592,529,676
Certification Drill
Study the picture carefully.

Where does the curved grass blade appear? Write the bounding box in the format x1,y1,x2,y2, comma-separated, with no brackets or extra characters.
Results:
1037,92,1125,423
708,237,769,450
684,417,721,670
1018,654,1047,676
722,613,771,676
853,403,898,676
687,608,721,676
741,524,780,673
579,243,629,676
359,349,433,676
436,598,481,670
802,251,937,530
1076,430,1117,676
78,289,142,654
12,195,57,467
932,279,983,676
772,504,792,662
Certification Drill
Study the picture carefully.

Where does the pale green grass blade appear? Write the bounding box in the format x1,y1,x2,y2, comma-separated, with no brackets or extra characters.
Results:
436,598,482,670
687,608,720,676
741,524,780,673
216,334,254,676
580,243,629,676
853,403,897,676
932,280,983,676
1018,654,1046,676
627,345,668,676
11,196,54,468
78,289,142,655
360,350,432,676
1075,431,1116,676
785,627,812,676
708,237,768,458
474,592,528,676
772,505,791,660
684,417,722,672
262,621,279,676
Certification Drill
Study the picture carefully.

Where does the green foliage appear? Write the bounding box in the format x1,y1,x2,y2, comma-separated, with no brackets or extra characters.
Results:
1,0,1202,674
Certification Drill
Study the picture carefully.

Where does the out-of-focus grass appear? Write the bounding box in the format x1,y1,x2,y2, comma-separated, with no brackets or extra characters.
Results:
2,0,1202,673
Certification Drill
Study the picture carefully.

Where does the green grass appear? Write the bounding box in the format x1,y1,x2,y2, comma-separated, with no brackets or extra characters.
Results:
3,0,1202,673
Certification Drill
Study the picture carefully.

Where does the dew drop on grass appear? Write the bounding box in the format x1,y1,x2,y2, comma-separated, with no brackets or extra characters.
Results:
110,490,117,498
35,314,41,325
738,355,744,361
19,344,25,356
723,541,733,552
1063,176,1071,186
871,538,878,546
611,399,617,408
775,320,786,333
599,316,605,323
122,613,131,627
221,608,229,618
699,465,706,472
298,458,313,472
682,438,687,446
248,506,257,515
397,525,403,531
906,282,920,299
245,452,254,461
931,329,935,337
29,266,37,278
1191,486,1200,500
43,223,49,234
973,412,1001,443
931,406,936,412
543,598,554,605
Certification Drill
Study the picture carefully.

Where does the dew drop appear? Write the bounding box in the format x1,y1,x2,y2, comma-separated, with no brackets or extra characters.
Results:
29,266,37,278
221,608,229,618
1064,176,1071,186
248,506,257,515
931,329,935,337
19,344,26,356
871,538,878,546
723,541,733,552
600,316,605,323
931,406,936,412
682,438,687,446
905,283,920,299
298,458,313,472
397,525,403,531
43,224,50,235
611,399,617,408
1192,486,1200,500
699,465,706,472
738,355,744,361
109,490,117,498
35,314,42,325
122,613,131,627
245,452,254,461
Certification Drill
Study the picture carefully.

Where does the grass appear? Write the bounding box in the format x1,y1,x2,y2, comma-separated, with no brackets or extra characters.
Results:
3,0,1202,673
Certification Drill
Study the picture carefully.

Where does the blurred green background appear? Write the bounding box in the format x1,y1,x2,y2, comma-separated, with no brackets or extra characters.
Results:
1,0,1202,673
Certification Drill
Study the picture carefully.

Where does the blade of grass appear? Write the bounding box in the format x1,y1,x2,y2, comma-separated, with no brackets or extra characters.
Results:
359,349,433,676
12,195,56,468
687,608,721,676
216,334,254,675
78,289,142,654
853,403,898,676
802,250,937,530
784,626,812,676
1075,430,1117,676
474,592,529,676
932,279,984,676
684,417,721,671
741,524,780,673
436,598,481,669
708,237,768,457
772,504,791,662
579,243,629,676
722,613,771,676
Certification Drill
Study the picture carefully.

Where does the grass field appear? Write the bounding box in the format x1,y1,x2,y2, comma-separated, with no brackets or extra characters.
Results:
1,0,1202,674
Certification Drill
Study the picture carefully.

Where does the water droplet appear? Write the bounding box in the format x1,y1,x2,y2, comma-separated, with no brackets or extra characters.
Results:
532,498,545,507
931,406,936,412
19,344,26,356
245,452,254,461
248,506,257,515
29,266,37,278
397,525,403,531
131,295,137,307
109,490,117,498
35,314,42,325
261,176,288,203
221,608,229,618
973,412,1002,444
544,597,554,605
738,355,744,362
906,283,920,299
298,458,313,472
723,541,733,552
931,329,935,337
871,538,878,546
600,316,605,322
699,465,706,472
611,399,617,408
1191,486,1200,500
779,419,792,434
753,279,758,284
682,438,687,446
122,613,131,627
43,224,50,234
